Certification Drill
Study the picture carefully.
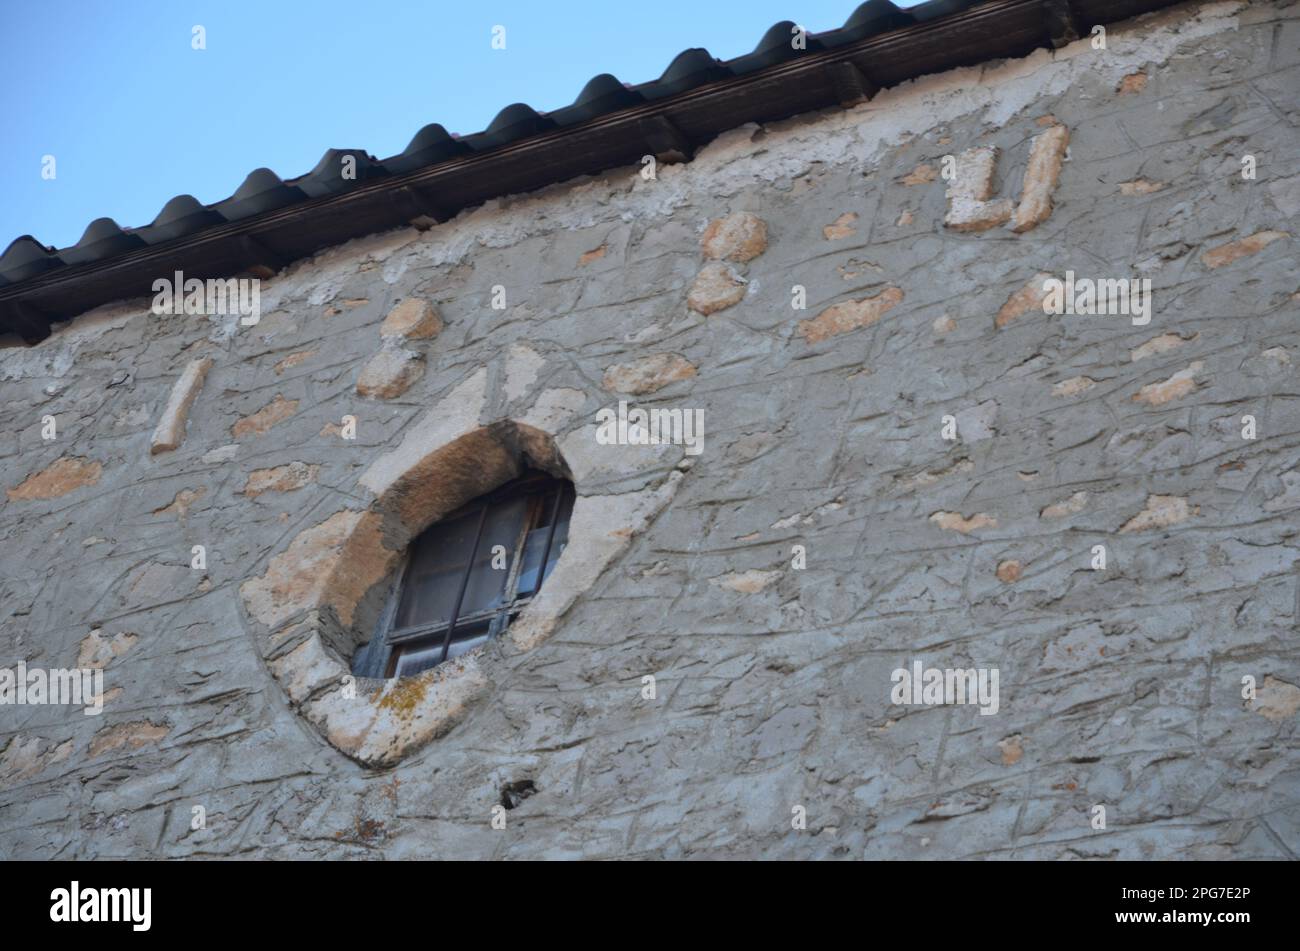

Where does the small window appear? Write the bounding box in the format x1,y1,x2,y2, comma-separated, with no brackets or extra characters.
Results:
353,472,575,679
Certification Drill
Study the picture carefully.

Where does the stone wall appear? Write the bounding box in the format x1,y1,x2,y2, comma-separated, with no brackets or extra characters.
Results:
2,0,1298,859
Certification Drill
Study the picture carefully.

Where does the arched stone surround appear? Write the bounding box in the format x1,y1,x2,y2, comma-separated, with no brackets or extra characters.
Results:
239,370,682,767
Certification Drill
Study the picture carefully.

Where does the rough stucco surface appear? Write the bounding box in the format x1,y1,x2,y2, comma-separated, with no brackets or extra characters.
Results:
2,0,1299,858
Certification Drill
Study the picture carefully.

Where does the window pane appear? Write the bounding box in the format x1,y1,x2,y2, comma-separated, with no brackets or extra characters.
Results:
382,475,576,678
392,622,490,677
394,509,480,630
545,487,575,584
391,640,443,678
459,496,527,618
446,630,489,661
516,487,574,596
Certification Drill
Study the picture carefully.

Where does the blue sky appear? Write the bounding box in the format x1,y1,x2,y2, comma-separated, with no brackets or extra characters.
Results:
1,1,923,251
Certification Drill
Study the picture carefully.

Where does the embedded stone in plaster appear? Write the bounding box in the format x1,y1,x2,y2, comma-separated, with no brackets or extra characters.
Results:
1246,675,1300,721
382,426,521,536
94,687,122,709
504,343,546,402
380,298,443,340
268,633,347,704
266,611,323,655
203,444,240,464
996,273,1054,329
360,368,489,503
507,471,684,653
521,388,587,433
88,721,170,758
76,629,138,669
368,420,566,542
1131,332,1196,361
150,357,212,455
898,163,938,186
302,655,491,766
1040,491,1088,519
242,462,319,497
312,511,397,630
687,262,747,315
0,735,73,785
701,212,767,262
1053,376,1097,397
357,404,554,544
559,422,679,485
601,353,696,395
1117,71,1148,94
1011,124,1069,233
1119,494,1197,533
944,147,1014,232
823,212,858,240
929,511,998,534
710,569,781,593
274,349,317,374
6,456,102,501
356,343,425,399
896,458,973,492
995,560,1023,584
797,287,903,343
232,394,298,439
513,421,570,479
153,486,206,518
1200,230,1287,269
240,509,397,631
1119,179,1166,195
1132,361,1203,406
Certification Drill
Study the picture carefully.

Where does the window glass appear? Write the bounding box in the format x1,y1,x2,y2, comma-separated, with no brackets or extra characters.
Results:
394,509,479,630
391,640,443,679
517,487,574,596
369,473,575,679
459,495,527,618
445,629,490,662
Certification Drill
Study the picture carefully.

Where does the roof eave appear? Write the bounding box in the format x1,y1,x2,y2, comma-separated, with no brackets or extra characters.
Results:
0,0,1180,343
